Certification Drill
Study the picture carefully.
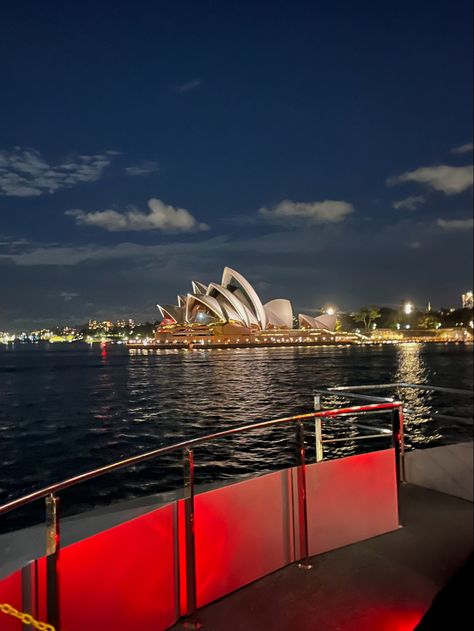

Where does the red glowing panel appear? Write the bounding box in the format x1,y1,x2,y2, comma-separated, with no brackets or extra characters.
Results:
0,569,22,631
59,502,179,631
192,468,295,608
305,449,399,557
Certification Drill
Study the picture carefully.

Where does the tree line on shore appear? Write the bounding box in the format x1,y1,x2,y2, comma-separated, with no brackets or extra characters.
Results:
338,307,473,334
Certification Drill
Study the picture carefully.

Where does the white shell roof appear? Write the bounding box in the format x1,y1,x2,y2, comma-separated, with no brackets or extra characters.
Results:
221,267,267,329
185,293,225,322
264,299,293,329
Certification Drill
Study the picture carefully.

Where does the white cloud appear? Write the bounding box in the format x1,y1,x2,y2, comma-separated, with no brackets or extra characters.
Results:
259,199,354,225
67,198,209,233
451,143,473,154
175,79,202,93
437,218,474,231
0,147,114,197
59,291,80,301
392,195,425,211
124,161,160,176
387,165,473,195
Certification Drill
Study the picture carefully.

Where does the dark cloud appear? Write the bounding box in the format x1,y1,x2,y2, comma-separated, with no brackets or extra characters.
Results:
1,218,472,328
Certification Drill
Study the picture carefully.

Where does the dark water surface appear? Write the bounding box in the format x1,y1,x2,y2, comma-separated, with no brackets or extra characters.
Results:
0,343,472,528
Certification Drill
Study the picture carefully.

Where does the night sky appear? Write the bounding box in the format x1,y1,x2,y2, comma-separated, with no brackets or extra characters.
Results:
0,0,472,330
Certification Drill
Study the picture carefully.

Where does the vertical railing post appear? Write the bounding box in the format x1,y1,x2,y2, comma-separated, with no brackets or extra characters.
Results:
183,448,201,628
45,493,60,631
398,404,406,483
313,395,323,462
295,421,312,569
391,403,405,486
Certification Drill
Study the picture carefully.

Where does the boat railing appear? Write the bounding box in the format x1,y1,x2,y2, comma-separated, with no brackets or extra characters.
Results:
0,400,404,630
312,382,473,504
313,382,473,427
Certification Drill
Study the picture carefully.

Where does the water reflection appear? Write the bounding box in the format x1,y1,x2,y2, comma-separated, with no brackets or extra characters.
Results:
394,343,439,447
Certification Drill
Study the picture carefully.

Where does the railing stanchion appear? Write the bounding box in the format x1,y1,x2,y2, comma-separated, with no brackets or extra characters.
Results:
183,448,201,629
313,396,323,462
296,421,312,569
398,405,406,483
390,405,404,486
45,493,60,631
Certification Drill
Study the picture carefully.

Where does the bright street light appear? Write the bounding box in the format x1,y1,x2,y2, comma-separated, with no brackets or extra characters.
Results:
403,302,414,315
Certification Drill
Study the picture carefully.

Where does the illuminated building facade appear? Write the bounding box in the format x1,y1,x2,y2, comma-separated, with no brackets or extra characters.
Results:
155,267,338,343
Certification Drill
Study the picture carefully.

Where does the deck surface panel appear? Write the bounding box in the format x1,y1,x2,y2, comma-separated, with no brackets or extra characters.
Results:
172,484,473,630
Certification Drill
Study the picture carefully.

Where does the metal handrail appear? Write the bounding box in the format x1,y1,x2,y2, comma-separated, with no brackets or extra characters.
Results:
0,401,400,517
314,383,473,427
314,389,395,404
329,383,473,396
322,433,390,443
311,381,472,481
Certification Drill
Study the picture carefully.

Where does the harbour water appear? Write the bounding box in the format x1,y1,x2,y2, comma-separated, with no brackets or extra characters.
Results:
0,342,472,529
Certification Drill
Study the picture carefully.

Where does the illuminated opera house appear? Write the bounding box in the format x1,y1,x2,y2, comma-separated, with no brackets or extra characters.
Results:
154,267,349,346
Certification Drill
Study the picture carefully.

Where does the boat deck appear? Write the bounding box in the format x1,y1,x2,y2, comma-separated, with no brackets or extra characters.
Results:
172,484,473,631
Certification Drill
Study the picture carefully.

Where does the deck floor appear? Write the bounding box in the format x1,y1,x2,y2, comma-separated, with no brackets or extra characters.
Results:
172,484,473,631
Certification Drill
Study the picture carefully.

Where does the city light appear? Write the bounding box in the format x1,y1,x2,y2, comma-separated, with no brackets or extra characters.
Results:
403,302,414,315
325,306,336,316
462,291,473,309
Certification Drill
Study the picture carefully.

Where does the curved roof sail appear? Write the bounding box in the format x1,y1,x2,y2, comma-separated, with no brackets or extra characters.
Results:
191,281,208,295
158,305,186,324
206,283,251,326
299,313,337,331
264,299,293,329
221,267,267,329
299,313,316,329
185,294,225,323
220,304,244,323
314,314,337,330
241,304,259,327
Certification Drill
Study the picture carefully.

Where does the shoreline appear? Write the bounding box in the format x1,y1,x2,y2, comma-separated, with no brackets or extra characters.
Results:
127,339,473,350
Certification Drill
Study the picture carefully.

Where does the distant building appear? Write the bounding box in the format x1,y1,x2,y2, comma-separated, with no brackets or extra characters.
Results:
371,328,473,343
155,266,338,343
88,319,114,331
462,291,473,309
157,267,337,333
